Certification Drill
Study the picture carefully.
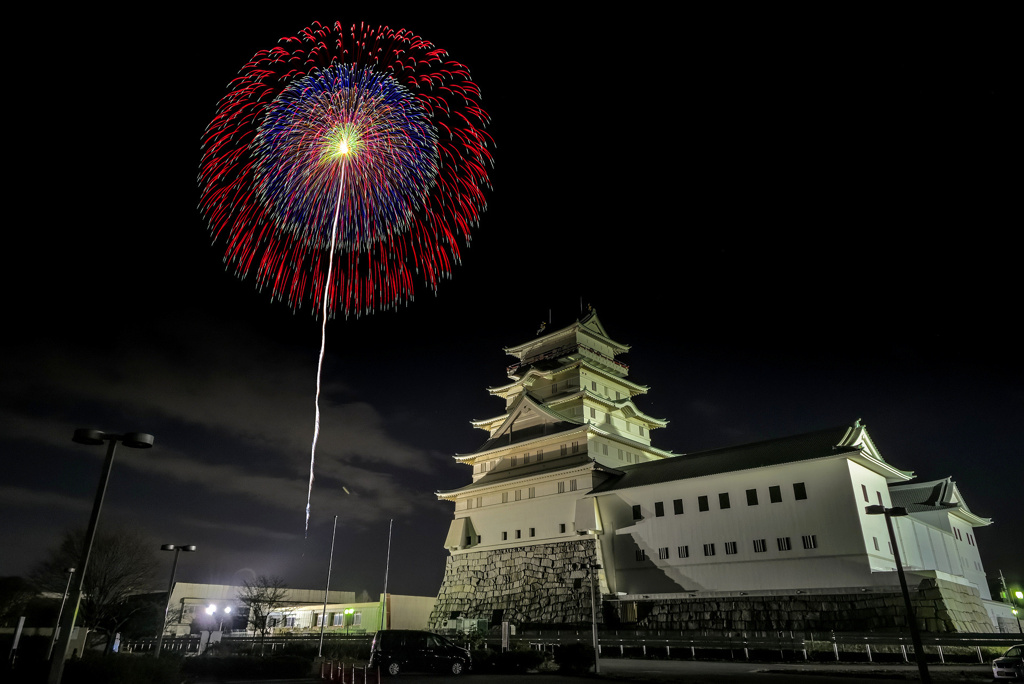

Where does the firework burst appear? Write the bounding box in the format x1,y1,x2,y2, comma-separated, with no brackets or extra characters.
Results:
199,21,492,318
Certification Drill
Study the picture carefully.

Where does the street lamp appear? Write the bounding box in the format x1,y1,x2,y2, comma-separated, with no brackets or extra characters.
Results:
344,608,355,636
865,505,930,684
588,563,602,675
48,429,154,684
155,544,197,657
46,568,75,661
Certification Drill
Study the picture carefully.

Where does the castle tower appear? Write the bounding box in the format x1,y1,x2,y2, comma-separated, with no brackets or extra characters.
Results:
430,310,670,627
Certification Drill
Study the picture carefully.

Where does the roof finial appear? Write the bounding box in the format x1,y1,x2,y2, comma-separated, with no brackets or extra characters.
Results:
854,417,863,427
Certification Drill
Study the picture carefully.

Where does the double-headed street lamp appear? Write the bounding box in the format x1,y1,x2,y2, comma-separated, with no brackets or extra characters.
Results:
155,544,197,657
865,504,931,684
48,429,154,684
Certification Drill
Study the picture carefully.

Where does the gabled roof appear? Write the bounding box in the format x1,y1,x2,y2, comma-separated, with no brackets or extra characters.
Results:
589,422,913,494
889,477,992,526
437,454,618,499
503,310,629,360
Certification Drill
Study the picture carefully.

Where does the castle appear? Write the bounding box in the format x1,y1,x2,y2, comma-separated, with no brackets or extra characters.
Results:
429,312,1014,633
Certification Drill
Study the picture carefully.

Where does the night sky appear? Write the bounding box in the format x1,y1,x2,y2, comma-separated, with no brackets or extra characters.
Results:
3,7,1019,602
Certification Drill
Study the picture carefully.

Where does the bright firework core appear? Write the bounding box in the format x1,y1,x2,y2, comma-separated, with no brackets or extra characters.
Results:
253,65,439,251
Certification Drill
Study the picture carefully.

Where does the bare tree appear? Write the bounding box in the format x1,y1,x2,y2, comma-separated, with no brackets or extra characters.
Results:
236,575,289,644
32,527,158,651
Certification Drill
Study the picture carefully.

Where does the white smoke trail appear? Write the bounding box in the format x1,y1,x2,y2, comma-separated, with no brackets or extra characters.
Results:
306,159,346,536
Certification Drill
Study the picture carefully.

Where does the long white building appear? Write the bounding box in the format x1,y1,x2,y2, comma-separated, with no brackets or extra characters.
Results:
431,311,1014,632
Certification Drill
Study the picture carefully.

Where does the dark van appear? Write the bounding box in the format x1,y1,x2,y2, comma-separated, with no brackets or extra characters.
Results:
369,629,472,676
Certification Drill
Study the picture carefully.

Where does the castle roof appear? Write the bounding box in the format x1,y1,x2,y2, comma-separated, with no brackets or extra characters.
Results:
589,421,913,493
889,477,991,526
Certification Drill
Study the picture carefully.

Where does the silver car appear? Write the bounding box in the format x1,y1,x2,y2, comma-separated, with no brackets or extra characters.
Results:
993,644,1024,680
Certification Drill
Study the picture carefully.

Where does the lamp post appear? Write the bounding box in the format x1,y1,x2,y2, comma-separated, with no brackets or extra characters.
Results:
344,608,354,636
46,568,75,661
155,544,196,657
865,505,930,684
48,429,154,684
588,563,602,675
318,515,339,658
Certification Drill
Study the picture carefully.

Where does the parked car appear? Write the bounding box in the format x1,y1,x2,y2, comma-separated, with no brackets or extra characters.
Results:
993,644,1024,680
369,629,472,676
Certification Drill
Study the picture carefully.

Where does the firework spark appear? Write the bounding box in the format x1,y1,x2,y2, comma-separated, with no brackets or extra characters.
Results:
199,22,492,533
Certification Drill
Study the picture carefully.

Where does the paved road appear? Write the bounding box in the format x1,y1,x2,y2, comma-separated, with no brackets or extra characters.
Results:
227,658,993,683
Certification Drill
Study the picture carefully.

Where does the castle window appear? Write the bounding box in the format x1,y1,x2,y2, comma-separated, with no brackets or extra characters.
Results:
515,530,521,539
559,524,566,533
530,528,536,537
677,545,689,558
673,499,684,515
477,535,481,544
753,539,767,553
725,541,738,555
703,543,716,557
777,537,792,551
632,505,642,520
569,479,578,492
658,547,669,560
592,381,597,391
618,449,623,460
639,426,645,436
524,454,530,465
602,444,608,456
515,490,521,501
876,491,883,506
528,487,535,499
502,531,507,541
561,444,567,456
802,534,817,550
746,489,758,506
862,484,869,503
502,492,509,503
635,549,647,562
466,499,472,510
476,496,482,508
590,408,596,419
698,496,709,512
572,441,579,453
873,536,879,551
552,382,558,394
558,482,565,494
769,485,782,503
511,455,517,467
537,450,543,461
616,391,621,400
793,482,807,500
466,536,472,546
654,501,665,517
719,493,731,509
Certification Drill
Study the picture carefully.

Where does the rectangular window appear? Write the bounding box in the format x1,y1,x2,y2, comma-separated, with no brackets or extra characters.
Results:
592,381,597,391
502,492,509,503
639,426,645,436
557,482,565,494
605,413,611,424
511,455,517,467
466,498,473,510
802,534,817,549
285,616,296,627
719,493,731,509
703,543,716,557
352,613,361,626
590,407,596,418
524,454,530,465
658,547,669,560
677,545,689,558
515,530,521,539
333,613,343,626
569,479,578,492
617,449,623,460
777,537,792,551
466,535,472,546
793,482,807,500
876,491,883,506
515,490,521,501
753,539,767,553
537,450,543,462
559,523,566,533
746,489,758,506
477,535,481,544
635,549,647,562
530,528,536,537
552,382,558,394
769,485,782,503
632,504,643,520
528,487,535,499
698,495,709,512
862,484,870,503
572,441,580,453
476,496,482,508
655,501,665,517
725,541,738,555
872,536,879,551
561,444,568,456
502,531,508,541
673,499,684,515
602,444,609,455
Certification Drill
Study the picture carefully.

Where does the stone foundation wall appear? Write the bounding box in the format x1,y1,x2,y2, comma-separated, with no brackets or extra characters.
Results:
634,577,993,633
430,539,598,629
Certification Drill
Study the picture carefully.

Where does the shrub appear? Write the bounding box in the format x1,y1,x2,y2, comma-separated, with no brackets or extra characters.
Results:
555,642,595,675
